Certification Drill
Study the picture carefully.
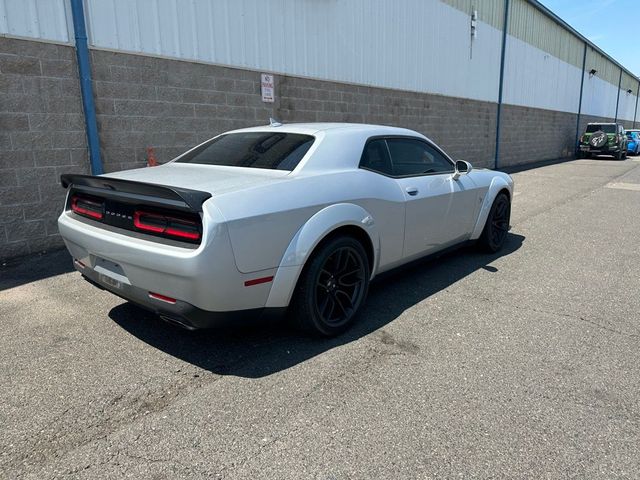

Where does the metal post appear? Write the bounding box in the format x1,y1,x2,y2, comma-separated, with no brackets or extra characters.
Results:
70,0,103,175
575,42,587,155
494,0,510,169
614,68,622,123
634,80,639,129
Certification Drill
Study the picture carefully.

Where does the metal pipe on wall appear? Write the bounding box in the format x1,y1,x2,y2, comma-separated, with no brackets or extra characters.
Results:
614,68,622,123
494,0,510,170
70,0,103,175
634,80,639,129
575,42,587,154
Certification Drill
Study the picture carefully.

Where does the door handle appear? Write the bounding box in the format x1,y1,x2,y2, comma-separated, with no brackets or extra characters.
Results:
405,187,418,196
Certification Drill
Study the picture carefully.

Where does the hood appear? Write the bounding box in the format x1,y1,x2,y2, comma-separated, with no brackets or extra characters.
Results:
102,163,290,196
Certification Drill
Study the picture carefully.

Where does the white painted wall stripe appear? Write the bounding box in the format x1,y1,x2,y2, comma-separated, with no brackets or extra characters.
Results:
83,0,503,103
0,0,70,43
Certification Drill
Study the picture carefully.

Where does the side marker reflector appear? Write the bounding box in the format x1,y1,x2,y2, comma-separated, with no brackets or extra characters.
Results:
149,292,177,304
244,276,274,287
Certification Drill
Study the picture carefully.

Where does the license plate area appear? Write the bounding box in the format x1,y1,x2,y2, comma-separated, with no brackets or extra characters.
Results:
99,273,122,290
93,256,130,288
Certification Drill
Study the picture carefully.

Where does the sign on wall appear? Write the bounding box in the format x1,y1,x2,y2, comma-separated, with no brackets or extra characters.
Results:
261,73,275,103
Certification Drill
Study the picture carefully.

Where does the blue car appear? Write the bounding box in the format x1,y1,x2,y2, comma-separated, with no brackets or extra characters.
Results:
627,130,640,156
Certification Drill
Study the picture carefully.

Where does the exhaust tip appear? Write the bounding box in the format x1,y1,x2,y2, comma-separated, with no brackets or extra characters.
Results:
159,314,196,331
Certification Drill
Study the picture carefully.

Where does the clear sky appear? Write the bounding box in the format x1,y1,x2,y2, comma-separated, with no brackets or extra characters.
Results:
539,0,639,77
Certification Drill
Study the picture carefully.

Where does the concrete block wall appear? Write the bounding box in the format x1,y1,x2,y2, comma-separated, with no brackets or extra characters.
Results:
0,37,88,262
91,50,272,172
0,38,625,262
498,105,578,167
93,49,498,171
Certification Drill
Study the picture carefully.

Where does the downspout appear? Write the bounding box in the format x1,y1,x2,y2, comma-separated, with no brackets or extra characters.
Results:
614,68,622,123
70,0,103,175
494,0,510,169
574,42,587,155
634,80,639,129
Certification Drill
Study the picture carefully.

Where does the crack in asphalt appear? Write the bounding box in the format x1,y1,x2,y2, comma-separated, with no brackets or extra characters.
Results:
471,294,639,340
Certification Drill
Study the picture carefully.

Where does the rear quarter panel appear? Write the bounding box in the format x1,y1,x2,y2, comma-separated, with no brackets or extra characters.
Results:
211,169,406,274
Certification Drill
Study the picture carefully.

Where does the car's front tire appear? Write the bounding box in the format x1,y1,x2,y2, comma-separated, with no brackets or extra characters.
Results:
478,193,511,253
289,235,370,337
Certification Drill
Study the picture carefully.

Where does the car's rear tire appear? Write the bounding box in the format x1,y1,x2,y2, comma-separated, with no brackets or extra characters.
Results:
477,193,511,253
289,235,370,337
615,150,623,160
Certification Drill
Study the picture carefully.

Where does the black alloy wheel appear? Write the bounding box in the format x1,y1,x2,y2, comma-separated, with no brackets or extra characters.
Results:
315,246,366,327
478,193,511,253
290,236,370,336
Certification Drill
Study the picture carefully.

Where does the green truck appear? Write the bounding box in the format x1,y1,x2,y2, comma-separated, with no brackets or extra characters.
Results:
578,123,628,160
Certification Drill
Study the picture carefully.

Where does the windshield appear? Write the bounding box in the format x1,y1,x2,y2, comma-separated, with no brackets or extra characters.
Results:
176,132,315,171
585,124,616,134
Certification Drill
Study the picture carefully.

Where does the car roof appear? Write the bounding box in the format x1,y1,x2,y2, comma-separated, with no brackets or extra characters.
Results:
226,122,421,137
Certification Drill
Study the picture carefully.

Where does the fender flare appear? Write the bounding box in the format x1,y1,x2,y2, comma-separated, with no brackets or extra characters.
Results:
469,176,513,240
265,203,380,308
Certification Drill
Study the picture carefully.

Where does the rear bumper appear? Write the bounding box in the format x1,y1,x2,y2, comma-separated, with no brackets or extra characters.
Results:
579,144,620,154
58,209,279,313
78,260,285,329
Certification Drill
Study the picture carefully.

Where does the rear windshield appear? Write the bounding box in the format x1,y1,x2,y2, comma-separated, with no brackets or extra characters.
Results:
176,132,315,171
586,124,616,134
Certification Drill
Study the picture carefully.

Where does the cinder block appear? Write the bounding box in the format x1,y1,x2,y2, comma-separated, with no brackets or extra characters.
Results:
0,185,39,206
0,169,18,188
40,59,76,78
0,54,41,76
0,74,24,95
0,151,34,169
0,113,29,131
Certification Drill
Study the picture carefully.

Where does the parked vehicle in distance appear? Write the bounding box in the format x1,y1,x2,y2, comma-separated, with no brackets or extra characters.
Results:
58,123,513,337
579,123,628,160
627,130,640,156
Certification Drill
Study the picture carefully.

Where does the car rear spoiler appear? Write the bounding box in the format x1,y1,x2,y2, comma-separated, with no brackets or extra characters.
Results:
60,174,212,213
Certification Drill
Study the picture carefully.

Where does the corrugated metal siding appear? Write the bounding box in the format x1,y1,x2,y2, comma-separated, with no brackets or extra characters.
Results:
617,74,638,122
581,73,619,119
441,0,505,30
508,0,583,70
621,72,638,95
586,46,620,88
84,0,503,103
0,0,71,43
617,91,637,122
503,34,581,113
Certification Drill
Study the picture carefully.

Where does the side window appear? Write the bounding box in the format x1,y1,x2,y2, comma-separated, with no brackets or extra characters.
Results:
360,139,393,176
386,138,453,176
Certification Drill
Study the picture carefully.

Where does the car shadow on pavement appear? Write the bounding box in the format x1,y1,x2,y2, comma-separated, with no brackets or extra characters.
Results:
0,248,73,292
109,233,525,378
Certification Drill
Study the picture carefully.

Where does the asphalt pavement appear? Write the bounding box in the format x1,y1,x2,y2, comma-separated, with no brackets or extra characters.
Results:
1,156,639,479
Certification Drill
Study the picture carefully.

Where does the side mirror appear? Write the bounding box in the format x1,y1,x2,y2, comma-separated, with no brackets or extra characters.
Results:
453,160,472,180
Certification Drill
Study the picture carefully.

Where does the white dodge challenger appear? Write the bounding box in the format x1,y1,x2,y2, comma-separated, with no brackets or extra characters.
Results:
58,122,513,336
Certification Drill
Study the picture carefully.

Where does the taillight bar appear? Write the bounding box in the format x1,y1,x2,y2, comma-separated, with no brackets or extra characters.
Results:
71,195,104,220
133,210,201,241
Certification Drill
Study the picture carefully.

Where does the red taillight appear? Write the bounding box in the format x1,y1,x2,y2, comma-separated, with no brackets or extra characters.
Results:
133,210,201,241
71,195,103,220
